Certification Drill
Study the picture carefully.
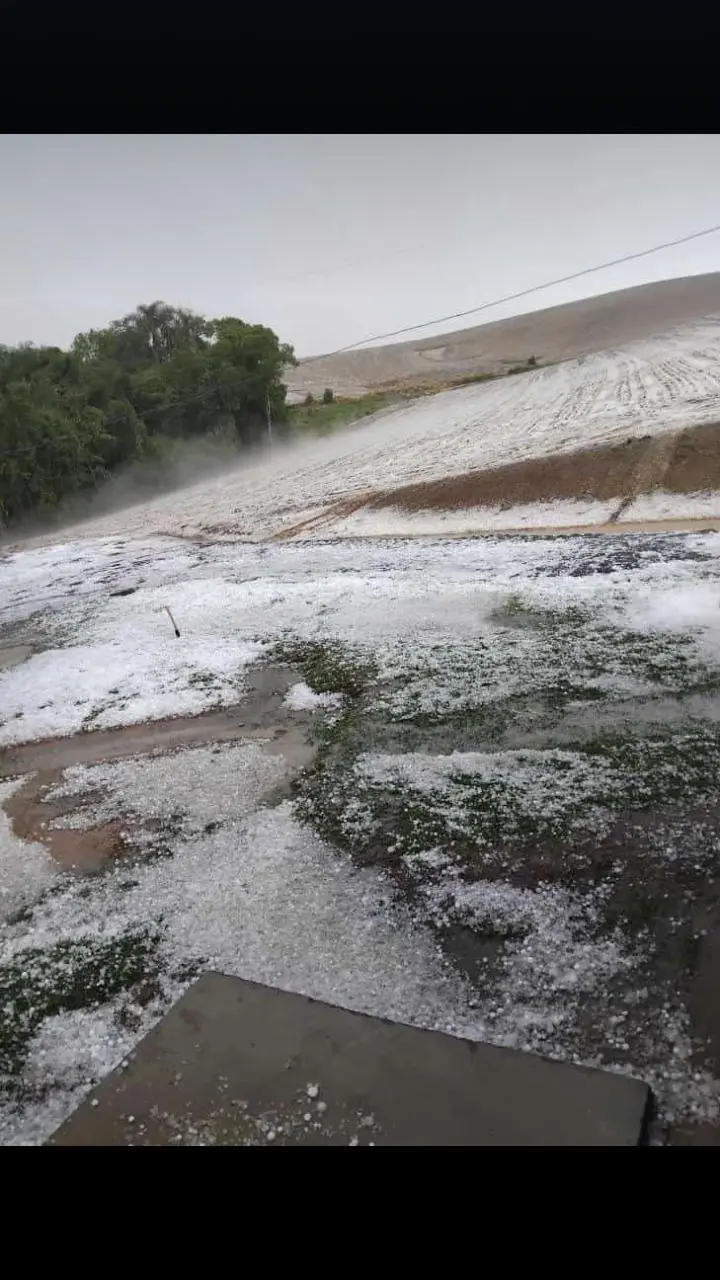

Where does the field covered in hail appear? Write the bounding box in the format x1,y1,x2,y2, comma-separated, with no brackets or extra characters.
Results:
3,529,720,1143
10,316,720,549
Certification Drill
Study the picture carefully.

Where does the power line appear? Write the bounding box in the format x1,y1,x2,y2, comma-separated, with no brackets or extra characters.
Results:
6,221,720,452
300,221,720,362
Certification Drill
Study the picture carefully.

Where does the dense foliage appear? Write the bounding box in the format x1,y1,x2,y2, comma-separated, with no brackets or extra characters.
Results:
0,302,296,528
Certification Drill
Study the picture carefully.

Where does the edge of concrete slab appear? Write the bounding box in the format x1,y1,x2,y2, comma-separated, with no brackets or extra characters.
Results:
48,972,654,1147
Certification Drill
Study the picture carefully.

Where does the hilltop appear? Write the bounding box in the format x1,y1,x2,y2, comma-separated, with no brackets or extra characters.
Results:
287,272,720,399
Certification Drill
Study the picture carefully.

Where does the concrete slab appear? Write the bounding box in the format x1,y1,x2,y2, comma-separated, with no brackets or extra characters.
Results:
48,972,652,1146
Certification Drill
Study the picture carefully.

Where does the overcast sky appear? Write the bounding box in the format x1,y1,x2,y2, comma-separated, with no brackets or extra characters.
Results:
2,134,720,357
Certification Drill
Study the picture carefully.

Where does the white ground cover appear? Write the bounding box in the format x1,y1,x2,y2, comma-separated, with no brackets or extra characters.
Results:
5,317,720,546
626,490,720,522
329,498,620,539
3,529,720,747
0,744,471,1145
3,529,720,1142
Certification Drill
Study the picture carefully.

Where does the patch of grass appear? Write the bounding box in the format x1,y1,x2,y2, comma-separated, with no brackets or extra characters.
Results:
502,590,528,618
187,670,219,690
301,752,595,868
0,926,162,1094
271,638,378,698
576,725,720,808
494,597,719,694
448,372,500,388
288,392,401,437
299,719,720,881
294,638,720,882
288,608,720,925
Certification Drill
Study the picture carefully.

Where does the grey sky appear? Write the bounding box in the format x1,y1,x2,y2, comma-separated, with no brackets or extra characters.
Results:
2,134,720,357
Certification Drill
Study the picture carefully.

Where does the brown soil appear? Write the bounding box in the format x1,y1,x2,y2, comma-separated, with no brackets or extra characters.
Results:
0,707,293,781
4,770,146,872
288,273,720,398
270,492,378,542
0,664,319,872
366,421,720,516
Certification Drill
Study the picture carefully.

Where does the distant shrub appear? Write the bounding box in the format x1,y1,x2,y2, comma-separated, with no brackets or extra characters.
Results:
322,387,334,404
528,355,537,367
452,372,498,387
304,392,314,406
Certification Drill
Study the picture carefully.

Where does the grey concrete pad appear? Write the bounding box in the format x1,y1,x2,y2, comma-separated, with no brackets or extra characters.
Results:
48,972,652,1146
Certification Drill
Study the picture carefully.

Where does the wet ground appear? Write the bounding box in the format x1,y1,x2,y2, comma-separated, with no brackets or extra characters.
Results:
49,971,651,1147
0,664,318,873
3,529,720,1144
5,629,720,1144
0,646,32,671
282,622,720,1145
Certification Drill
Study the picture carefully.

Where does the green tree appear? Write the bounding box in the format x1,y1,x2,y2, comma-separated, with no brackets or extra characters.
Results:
0,301,296,528
0,380,108,526
201,317,296,443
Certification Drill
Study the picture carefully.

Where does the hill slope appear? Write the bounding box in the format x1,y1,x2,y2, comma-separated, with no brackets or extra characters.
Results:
287,273,720,399
11,312,720,546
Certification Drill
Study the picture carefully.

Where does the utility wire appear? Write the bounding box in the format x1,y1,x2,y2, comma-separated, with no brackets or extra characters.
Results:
300,220,720,362
5,221,720,449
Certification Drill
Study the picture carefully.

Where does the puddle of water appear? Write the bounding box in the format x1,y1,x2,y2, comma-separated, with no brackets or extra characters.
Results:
0,664,320,871
4,771,142,873
0,644,32,669
0,665,316,778
503,692,720,750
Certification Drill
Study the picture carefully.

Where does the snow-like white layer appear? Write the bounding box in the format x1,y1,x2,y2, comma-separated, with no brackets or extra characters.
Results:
6,317,720,544
0,536,203,625
4,531,720,745
0,579,263,746
24,1003,137,1097
0,779,56,924
46,740,290,834
284,682,344,712
400,854,719,1128
0,744,471,1143
330,498,619,539
358,748,620,814
6,736,718,1143
3,532,720,1140
626,490,720,522
34,750,465,1031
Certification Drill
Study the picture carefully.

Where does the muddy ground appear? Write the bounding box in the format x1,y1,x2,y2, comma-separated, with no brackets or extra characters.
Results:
366,422,720,518
4,639,720,1146
0,664,317,874
4,535,720,1145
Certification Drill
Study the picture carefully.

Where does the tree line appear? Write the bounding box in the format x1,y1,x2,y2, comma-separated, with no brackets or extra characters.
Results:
0,301,296,529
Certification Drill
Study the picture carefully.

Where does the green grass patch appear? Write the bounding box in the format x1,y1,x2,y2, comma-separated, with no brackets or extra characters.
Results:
575,725,720,806
448,372,500,388
271,638,378,699
289,605,720,879
479,597,717,696
277,607,720,910
288,392,402,437
0,926,162,1094
299,721,720,874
